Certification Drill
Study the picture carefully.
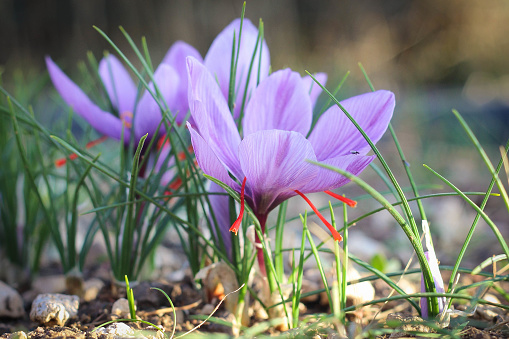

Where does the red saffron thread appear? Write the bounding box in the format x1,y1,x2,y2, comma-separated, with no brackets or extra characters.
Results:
294,190,343,242
229,177,247,235
324,190,357,207
54,135,108,167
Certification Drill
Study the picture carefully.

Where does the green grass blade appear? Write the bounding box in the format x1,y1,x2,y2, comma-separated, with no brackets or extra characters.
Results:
275,201,287,282
341,202,348,315
423,164,509,260
447,140,509,292
121,134,147,280
292,221,307,328
452,109,509,213
125,275,137,320
309,159,438,316
7,98,66,265
302,213,334,313
151,287,176,339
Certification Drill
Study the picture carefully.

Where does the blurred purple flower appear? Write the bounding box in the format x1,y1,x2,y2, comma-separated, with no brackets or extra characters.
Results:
46,41,201,145
420,251,446,319
186,57,394,267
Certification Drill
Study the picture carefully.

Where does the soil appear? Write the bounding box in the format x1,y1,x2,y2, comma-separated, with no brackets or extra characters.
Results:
0,271,508,338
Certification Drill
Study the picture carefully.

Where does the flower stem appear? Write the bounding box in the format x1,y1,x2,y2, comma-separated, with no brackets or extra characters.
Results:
256,213,268,277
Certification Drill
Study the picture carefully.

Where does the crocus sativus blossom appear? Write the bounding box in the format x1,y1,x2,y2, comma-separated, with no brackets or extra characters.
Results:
186,57,394,272
46,41,201,145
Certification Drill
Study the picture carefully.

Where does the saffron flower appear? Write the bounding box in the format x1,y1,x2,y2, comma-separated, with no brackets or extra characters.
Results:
186,57,394,269
46,41,201,145
420,251,446,319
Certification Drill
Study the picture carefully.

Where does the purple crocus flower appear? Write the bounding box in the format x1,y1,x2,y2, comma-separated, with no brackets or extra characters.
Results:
46,41,201,146
420,251,446,319
207,72,328,255
186,57,394,271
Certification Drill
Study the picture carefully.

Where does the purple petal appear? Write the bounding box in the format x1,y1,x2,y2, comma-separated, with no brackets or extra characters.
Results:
243,69,313,136
46,56,129,141
162,41,203,123
204,18,270,118
187,122,240,191
134,64,180,141
98,54,137,114
420,251,446,319
238,130,317,215
301,155,375,193
308,90,395,160
187,57,242,178
300,155,374,193
302,72,327,109
208,182,233,255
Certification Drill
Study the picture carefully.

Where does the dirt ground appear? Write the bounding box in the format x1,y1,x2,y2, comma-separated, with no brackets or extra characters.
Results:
0,271,508,338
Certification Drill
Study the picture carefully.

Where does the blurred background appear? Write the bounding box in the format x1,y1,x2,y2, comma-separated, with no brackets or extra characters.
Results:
1,0,508,265
2,0,509,90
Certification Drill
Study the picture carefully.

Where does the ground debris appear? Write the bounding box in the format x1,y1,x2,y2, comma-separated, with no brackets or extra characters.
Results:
385,313,434,338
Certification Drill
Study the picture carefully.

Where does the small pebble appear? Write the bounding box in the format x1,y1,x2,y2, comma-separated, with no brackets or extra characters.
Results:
0,281,25,318
95,322,134,336
83,278,105,302
111,297,133,318
29,293,79,326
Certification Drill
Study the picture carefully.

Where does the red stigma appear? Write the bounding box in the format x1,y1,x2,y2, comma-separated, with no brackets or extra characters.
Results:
294,190,343,242
157,134,169,150
55,135,108,167
163,177,184,197
324,190,357,207
229,177,247,235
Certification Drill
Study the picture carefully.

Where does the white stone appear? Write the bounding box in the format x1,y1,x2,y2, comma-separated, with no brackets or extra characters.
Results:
29,293,79,326
83,278,104,302
95,322,134,336
0,280,25,318
111,297,133,318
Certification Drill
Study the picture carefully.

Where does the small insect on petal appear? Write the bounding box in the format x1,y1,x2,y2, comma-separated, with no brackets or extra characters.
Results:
229,177,247,235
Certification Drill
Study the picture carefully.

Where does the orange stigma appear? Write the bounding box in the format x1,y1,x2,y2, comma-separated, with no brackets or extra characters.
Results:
294,190,343,242
229,177,247,235
157,134,169,150
120,111,133,128
55,135,108,167
324,190,357,207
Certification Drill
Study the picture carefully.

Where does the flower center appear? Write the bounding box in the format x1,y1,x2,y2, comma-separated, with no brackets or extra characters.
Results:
294,190,344,242
54,135,108,167
120,111,133,128
229,177,247,235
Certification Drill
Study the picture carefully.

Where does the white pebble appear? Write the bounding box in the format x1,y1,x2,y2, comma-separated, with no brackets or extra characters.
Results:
111,297,134,318
29,293,79,326
95,322,134,336
0,281,25,318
